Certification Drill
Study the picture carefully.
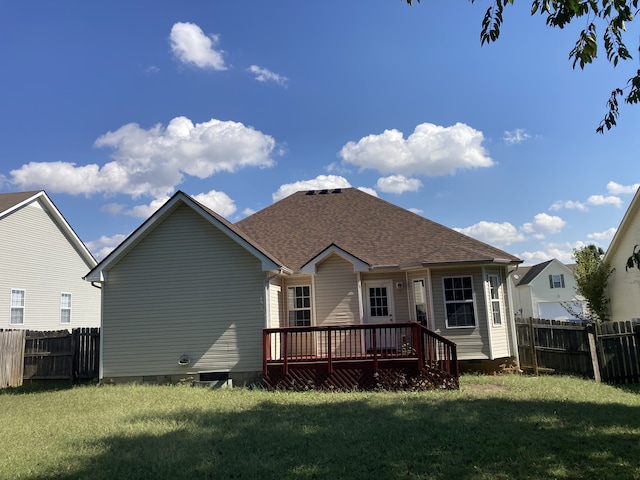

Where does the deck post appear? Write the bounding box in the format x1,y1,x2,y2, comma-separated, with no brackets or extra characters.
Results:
413,324,424,370
372,328,378,371
262,330,269,375
327,330,333,374
283,332,289,375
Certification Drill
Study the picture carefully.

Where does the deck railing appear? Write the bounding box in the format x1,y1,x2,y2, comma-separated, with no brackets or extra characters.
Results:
263,322,457,378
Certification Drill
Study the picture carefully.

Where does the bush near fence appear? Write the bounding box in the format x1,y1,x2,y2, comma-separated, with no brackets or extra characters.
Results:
516,318,640,384
0,328,99,388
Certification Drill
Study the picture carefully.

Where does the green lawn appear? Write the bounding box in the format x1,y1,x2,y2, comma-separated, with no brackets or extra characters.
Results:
1,375,639,479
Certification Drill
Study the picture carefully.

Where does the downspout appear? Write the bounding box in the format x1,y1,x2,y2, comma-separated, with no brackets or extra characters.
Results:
264,269,283,329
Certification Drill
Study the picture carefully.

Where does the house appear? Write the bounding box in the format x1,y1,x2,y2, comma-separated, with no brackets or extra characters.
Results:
85,188,522,386
0,191,100,330
510,259,585,321
603,187,640,322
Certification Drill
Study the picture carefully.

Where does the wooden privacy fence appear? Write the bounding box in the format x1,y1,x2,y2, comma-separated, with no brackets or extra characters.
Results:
516,318,640,384
0,328,99,388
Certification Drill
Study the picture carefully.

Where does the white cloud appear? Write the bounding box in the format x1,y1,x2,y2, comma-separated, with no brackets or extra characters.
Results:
454,221,526,246
521,213,566,235
503,129,531,145
125,196,169,219
607,181,640,195
517,241,579,265
357,187,378,197
550,200,587,211
100,203,126,215
10,116,276,198
86,233,129,261
587,195,623,207
170,22,227,70
247,65,288,86
192,190,236,217
408,207,423,215
272,175,352,201
338,123,493,177
587,228,617,241
241,207,257,217
376,175,422,194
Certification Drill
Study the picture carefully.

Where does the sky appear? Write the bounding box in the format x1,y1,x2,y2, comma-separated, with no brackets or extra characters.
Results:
1,1,639,265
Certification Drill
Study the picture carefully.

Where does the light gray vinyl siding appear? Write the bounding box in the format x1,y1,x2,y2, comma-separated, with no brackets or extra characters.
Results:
0,200,100,329
101,204,266,378
485,268,510,358
268,277,282,329
430,267,489,360
315,254,359,326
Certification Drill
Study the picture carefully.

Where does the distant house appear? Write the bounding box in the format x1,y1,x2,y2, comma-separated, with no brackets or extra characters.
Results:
603,187,640,322
85,188,522,385
509,258,585,321
0,191,100,330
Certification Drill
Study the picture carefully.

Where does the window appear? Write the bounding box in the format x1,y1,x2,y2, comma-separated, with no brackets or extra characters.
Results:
10,289,25,325
288,286,311,326
60,293,72,324
488,275,502,326
549,274,565,289
443,276,476,327
369,287,389,317
413,279,428,325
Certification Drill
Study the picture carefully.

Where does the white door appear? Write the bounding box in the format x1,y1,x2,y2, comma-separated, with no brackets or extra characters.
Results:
363,281,395,350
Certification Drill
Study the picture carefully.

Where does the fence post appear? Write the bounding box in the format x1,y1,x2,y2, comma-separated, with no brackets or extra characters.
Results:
586,323,601,382
527,318,539,376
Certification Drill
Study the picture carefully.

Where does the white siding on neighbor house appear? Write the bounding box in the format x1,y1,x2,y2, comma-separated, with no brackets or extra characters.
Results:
521,261,583,320
101,204,266,378
606,203,640,321
0,200,100,330
314,254,359,326
430,267,489,360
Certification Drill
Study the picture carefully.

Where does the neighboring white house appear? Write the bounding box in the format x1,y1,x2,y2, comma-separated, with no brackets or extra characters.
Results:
603,187,640,322
0,191,101,330
86,189,523,385
510,258,585,321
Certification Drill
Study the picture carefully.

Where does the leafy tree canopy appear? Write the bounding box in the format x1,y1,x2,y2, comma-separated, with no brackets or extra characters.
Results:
572,245,614,322
403,0,640,133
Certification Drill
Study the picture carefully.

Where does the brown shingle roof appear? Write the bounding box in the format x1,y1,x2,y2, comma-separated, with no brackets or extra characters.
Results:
236,188,521,271
0,191,42,215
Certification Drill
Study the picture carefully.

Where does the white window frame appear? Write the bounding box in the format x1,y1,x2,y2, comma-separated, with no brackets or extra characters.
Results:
443,276,477,328
487,274,503,327
412,279,428,325
287,285,312,326
10,288,25,325
549,274,565,289
60,292,72,325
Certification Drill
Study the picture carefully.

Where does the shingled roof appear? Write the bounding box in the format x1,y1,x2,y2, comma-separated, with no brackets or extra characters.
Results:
0,190,43,216
235,188,521,272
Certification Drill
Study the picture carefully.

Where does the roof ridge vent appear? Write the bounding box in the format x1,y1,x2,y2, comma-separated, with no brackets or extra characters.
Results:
332,188,342,194
306,190,316,195
318,189,329,195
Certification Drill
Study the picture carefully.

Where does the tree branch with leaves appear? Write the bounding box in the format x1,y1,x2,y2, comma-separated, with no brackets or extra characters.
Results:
403,0,640,133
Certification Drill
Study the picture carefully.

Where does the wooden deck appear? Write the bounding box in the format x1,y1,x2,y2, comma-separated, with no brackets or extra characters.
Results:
263,322,458,391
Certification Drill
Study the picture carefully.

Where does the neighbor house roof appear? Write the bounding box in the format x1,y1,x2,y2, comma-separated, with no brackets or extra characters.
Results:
236,188,522,271
0,190,97,267
512,258,574,287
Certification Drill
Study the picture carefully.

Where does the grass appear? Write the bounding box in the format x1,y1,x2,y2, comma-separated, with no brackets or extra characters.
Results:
1,375,640,479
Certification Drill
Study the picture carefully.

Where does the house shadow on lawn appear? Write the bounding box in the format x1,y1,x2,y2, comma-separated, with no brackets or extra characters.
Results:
33,391,640,480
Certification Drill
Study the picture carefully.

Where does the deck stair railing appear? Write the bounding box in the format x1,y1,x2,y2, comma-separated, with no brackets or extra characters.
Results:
263,321,457,378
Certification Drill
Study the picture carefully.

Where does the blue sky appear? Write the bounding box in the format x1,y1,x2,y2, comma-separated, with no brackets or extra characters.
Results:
1,1,638,264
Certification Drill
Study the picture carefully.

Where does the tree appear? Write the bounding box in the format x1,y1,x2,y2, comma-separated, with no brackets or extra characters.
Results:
571,245,614,322
403,0,640,133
